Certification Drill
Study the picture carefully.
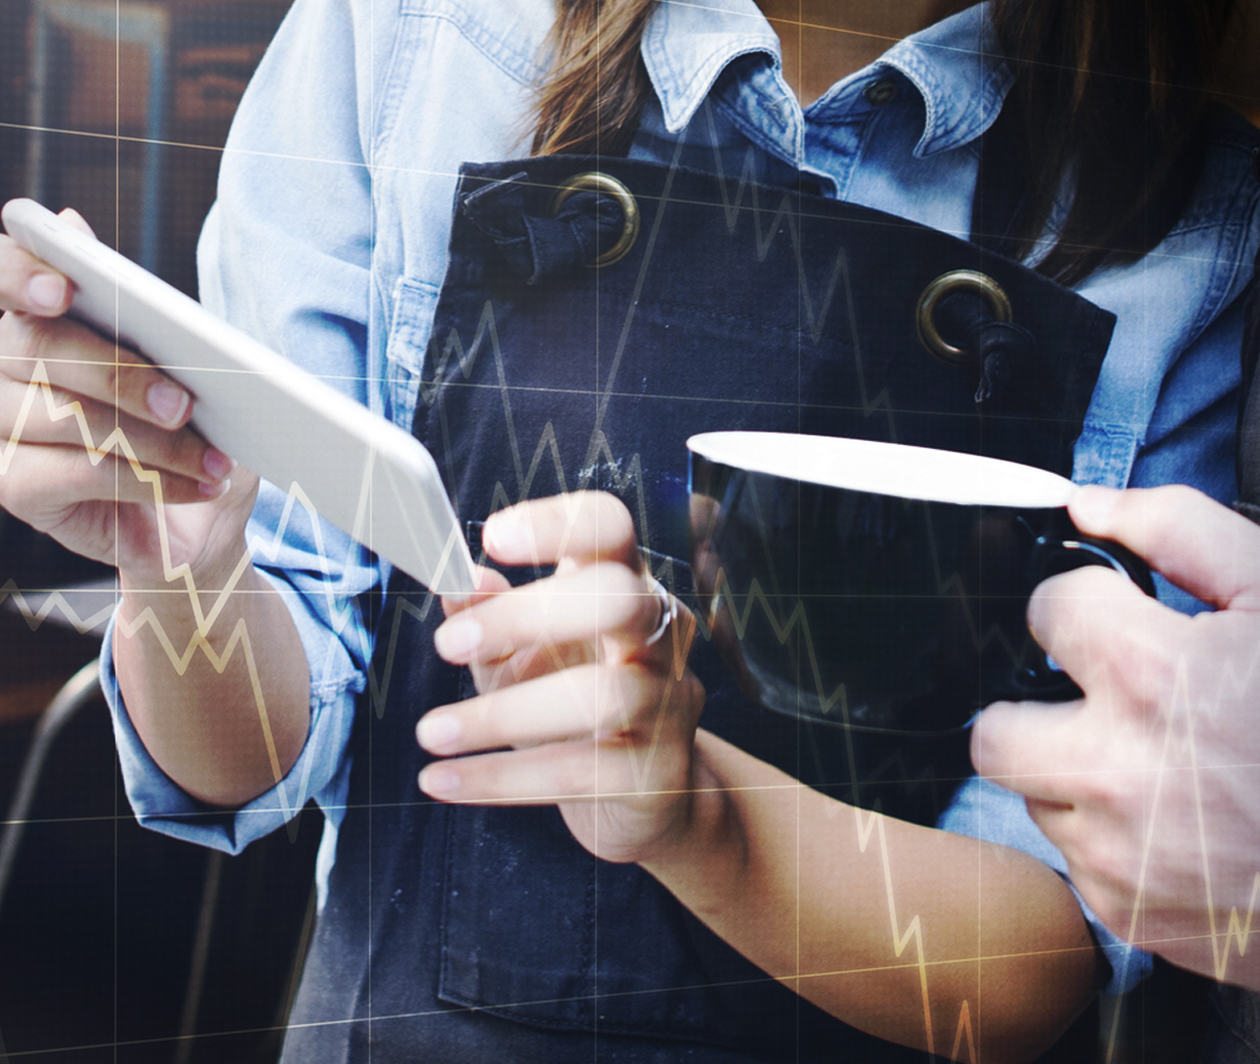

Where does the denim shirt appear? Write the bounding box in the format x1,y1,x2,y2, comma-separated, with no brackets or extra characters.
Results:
102,0,1260,996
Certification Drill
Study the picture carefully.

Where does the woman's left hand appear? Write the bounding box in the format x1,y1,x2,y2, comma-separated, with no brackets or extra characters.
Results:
416,491,705,865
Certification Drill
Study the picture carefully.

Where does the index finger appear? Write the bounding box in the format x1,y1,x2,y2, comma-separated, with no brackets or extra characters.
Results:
482,492,642,571
970,698,1087,804
1026,564,1187,699
3,312,195,430
440,566,512,616
0,233,72,317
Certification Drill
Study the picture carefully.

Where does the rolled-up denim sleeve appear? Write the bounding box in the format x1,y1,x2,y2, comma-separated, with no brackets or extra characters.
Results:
938,774,1154,996
103,0,387,853
102,585,362,855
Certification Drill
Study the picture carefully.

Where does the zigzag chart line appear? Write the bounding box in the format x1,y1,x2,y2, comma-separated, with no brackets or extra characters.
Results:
2,109,1255,1062
406,134,1260,1054
1,331,976,1054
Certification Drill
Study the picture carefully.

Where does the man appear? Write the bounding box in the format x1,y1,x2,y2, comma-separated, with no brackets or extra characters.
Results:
974,187,1260,1058
972,483,1260,994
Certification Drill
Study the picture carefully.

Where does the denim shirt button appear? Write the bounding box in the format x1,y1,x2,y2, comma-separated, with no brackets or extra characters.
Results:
863,77,898,106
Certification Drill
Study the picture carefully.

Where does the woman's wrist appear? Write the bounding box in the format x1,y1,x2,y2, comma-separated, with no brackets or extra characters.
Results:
638,734,750,912
118,532,252,614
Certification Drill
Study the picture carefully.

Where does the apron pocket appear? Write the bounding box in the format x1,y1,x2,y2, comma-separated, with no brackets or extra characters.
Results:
435,551,790,1049
435,806,812,1053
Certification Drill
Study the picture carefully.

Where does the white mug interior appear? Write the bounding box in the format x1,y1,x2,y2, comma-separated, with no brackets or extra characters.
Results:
687,431,1075,509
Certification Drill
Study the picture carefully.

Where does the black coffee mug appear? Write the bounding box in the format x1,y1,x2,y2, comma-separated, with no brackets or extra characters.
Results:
687,432,1154,735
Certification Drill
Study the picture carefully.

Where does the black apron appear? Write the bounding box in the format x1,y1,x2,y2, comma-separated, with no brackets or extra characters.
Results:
281,155,1115,1061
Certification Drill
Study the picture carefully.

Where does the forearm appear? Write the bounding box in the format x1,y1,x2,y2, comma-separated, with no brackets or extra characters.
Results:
641,731,1100,1062
114,548,310,808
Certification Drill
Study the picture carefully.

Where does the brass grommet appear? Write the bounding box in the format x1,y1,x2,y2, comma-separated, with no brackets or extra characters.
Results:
915,269,1013,365
552,171,640,268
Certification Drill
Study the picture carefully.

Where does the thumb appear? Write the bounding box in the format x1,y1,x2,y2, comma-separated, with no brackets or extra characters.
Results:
1069,485,1260,610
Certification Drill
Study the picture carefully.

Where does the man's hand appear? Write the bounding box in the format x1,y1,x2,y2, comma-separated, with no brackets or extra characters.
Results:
971,484,1260,989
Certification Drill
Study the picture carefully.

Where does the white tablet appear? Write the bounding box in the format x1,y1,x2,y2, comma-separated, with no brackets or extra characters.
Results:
2,198,475,595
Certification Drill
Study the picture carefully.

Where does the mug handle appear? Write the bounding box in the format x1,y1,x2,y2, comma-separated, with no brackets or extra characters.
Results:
1018,529,1157,699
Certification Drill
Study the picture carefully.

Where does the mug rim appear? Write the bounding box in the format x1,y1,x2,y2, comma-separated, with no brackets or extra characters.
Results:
687,431,1076,509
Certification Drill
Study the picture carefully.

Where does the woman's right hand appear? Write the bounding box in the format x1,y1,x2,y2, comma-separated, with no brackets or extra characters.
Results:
0,209,255,584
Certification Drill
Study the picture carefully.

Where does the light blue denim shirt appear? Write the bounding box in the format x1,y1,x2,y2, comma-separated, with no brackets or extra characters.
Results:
102,0,1260,996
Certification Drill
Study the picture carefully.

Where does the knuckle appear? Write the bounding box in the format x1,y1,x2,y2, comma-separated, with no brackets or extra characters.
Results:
591,489,632,524
682,670,706,708
1027,573,1093,651
8,314,46,370
1071,766,1123,810
1136,515,1180,566
554,753,596,799
1146,483,1200,513
601,662,652,728
28,321,66,376
174,429,210,474
970,709,1018,775
41,382,82,419
0,243,39,312
113,354,155,406
98,360,120,399
591,562,648,627
604,560,643,597
65,453,104,495
587,491,635,547
634,583,664,635
1131,484,1202,543
1116,644,1176,711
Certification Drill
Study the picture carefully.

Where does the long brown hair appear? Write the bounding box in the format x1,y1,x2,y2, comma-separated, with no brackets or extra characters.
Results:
531,0,658,156
991,0,1237,283
532,0,1239,284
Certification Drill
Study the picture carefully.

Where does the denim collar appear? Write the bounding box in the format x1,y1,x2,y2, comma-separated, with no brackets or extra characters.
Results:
641,1,1013,159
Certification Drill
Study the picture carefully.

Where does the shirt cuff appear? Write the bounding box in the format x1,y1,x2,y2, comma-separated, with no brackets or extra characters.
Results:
101,573,362,856
938,774,1154,996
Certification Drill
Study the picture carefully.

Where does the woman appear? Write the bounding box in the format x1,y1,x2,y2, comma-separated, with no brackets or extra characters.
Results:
0,0,1256,1059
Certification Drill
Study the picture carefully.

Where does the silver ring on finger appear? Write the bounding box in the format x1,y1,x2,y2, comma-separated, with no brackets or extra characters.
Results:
643,577,677,648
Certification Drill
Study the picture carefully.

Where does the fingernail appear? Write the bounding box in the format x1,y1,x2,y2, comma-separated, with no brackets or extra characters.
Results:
147,380,189,424
27,273,67,312
199,477,231,498
484,511,529,556
1070,485,1119,531
419,764,460,797
417,711,462,752
434,616,482,661
202,447,234,480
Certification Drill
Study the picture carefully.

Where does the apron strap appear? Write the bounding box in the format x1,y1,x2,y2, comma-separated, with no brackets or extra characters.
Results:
969,103,1029,260
956,104,1042,404
460,170,633,283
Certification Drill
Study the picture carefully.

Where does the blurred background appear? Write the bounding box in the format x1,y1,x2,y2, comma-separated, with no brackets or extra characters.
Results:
0,3,322,1061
